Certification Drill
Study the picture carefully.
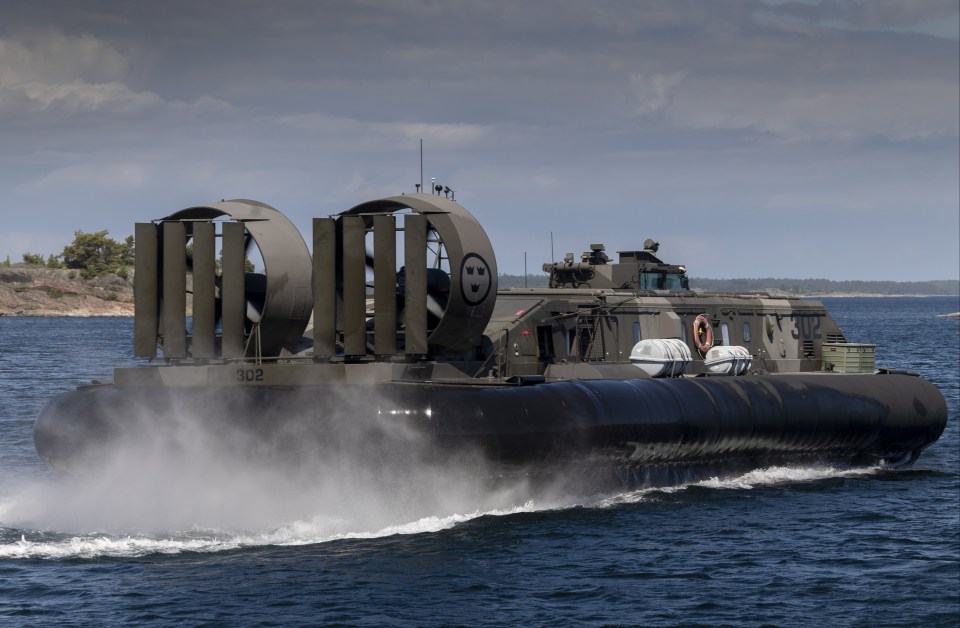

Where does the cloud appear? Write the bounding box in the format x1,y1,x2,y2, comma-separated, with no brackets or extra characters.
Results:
628,72,686,116
16,162,149,195
0,31,128,86
279,111,492,148
0,1,955,280
667,75,959,143
762,0,960,37
0,31,233,115
389,121,491,146
8,80,164,112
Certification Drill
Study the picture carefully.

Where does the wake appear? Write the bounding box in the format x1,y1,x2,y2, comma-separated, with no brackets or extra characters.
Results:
0,464,882,560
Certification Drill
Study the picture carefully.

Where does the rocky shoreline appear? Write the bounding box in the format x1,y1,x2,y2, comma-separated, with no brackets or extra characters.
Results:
0,267,134,317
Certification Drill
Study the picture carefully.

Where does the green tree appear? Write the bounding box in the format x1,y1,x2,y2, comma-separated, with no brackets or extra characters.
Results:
214,251,256,274
22,252,45,266
46,254,62,269
61,230,131,278
121,235,135,266
2,256,10,268
188,243,255,275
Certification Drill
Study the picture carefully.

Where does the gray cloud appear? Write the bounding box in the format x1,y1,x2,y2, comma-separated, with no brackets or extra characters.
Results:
764,0,960,32
0,0,956,280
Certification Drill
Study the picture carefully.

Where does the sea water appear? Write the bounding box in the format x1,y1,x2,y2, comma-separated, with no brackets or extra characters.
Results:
1,297,957,625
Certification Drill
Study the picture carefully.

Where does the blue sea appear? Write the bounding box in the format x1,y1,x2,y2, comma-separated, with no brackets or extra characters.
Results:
1,297,958,626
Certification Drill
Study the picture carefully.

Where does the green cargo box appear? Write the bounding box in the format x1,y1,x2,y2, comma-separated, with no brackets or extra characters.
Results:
821,342,876,374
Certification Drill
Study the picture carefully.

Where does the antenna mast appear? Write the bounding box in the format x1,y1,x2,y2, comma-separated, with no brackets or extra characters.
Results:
420,139,423,195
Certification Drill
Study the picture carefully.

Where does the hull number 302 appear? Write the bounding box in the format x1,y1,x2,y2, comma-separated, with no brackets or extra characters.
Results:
236,368,264,382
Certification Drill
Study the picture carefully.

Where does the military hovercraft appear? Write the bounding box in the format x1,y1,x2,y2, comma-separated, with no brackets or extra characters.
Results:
34,192,947,486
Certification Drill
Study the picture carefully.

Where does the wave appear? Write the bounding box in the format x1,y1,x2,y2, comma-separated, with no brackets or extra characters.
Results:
0,464,882,561
592,464,882,508
0,502,546,560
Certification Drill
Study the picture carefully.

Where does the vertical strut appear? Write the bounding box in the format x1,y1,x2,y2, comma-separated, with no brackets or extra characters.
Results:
221,221,246,359
312,217,336,359
404,214,427,356
191,221,216,358
341,216,367,357
373,214,397,355
161,221,186,359
134,222,159,358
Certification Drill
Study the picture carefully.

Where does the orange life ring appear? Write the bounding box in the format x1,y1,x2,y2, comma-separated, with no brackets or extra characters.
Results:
693,314,713,354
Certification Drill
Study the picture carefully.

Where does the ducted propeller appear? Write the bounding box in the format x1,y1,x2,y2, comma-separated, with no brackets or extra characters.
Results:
134,200,313,360
315,193,497,359
363,223,451,339
183,229,264,337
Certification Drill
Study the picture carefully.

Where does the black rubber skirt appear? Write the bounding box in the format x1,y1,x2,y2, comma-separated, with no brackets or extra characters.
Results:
35,372,947,477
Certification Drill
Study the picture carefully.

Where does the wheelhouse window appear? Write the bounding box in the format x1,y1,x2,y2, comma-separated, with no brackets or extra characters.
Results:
742,322,751,342
638,272,689,291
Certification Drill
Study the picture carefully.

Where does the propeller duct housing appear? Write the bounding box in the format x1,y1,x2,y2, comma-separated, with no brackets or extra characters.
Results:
134,199,313,360
135,194,495,362
337,194,498,355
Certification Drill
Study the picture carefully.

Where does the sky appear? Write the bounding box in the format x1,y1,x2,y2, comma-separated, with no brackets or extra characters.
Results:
1,0,957,280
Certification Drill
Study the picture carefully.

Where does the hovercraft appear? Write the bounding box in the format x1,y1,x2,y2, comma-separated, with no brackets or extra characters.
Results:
34,193,947,487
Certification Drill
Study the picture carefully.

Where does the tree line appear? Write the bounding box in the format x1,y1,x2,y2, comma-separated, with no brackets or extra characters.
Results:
5,232,254,278
7,239,957,294
688,277,959,296
3,231,134,279
497,273,959,295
